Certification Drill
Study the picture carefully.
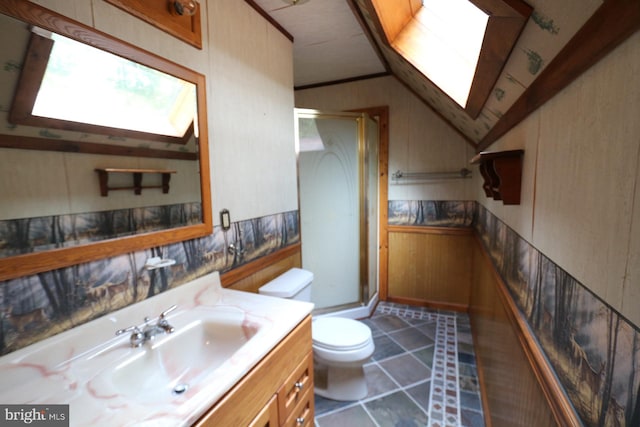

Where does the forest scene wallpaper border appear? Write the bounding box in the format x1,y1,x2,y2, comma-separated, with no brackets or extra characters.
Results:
1,197,638,426
0,210,299,356
0,202,202,258
388,200,475,227
475,203,639,427
388,199,639,425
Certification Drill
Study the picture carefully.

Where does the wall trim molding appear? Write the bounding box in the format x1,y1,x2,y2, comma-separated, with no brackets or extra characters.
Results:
220,243,301,288
386,295,469,313
387,225,473,236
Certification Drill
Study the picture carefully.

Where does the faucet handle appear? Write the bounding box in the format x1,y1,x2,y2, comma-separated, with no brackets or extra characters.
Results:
160,304,177,319
157,305,177,334
116,325,141,336
115,325,145,347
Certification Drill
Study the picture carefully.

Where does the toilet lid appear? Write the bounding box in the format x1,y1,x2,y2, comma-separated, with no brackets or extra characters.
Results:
312,317,372,351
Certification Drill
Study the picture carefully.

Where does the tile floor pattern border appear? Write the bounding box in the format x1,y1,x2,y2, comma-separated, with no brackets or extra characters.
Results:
314,302,484,427
429,314,460,427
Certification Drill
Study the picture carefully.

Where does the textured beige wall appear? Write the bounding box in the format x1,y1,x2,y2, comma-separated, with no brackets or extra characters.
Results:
20,0,298,225
0,148,202,220
207,1,297,222
627,156,640,325
296,29,640,327
28,1,638,326
295,76,476,202
484,30,640,326
470,111,541,243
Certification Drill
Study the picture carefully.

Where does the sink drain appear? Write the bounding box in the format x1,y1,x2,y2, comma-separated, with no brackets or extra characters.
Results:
173,383,189,395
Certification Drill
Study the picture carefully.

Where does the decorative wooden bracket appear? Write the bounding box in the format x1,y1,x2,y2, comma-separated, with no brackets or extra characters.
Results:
470,150,524,205
95,168,176,197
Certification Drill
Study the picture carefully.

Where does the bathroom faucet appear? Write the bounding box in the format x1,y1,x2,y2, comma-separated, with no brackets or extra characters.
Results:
116,305,177,347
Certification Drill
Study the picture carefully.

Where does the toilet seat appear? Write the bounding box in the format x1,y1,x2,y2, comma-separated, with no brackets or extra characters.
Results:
312,317,372,351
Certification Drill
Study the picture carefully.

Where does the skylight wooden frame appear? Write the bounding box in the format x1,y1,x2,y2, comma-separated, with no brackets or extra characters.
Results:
368,0,532,119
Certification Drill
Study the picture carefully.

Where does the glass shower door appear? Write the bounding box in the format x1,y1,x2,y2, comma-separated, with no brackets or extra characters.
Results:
297,110,378,311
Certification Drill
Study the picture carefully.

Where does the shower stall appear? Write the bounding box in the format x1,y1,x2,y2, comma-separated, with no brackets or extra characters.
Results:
296,109,379,314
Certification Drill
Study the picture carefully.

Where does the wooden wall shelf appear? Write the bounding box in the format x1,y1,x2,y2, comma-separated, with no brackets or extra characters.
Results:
95,168,176,197
470,150,524,205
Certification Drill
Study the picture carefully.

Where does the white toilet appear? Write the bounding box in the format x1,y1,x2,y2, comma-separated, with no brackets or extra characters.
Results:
259,268,375,401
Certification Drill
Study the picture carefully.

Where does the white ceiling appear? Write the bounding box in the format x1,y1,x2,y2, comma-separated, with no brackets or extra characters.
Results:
249,0,637,149
251,0,386,88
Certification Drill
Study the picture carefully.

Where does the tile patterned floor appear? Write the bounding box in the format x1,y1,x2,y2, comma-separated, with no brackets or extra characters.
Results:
314,302,484,427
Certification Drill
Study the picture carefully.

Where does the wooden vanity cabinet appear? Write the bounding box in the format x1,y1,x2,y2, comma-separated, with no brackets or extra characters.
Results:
249,395,278,427
193,316,314,427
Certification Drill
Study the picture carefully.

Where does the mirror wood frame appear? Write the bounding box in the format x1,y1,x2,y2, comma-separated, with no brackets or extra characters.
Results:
0,0,213,282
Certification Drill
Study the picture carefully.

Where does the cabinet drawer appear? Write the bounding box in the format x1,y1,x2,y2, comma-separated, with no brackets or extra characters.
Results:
278,351,313,424
282,388,314,427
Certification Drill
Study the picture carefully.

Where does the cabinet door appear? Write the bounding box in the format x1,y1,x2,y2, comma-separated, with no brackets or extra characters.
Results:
249,394,279,427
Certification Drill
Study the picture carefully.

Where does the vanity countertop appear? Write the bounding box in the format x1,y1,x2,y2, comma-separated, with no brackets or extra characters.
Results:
0,271,313,426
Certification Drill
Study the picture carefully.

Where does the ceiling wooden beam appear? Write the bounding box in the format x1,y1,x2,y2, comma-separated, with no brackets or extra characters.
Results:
477,0,640,151
244,0,294,42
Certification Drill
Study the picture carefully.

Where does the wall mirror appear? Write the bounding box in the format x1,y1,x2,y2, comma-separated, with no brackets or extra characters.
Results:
0,0,212,281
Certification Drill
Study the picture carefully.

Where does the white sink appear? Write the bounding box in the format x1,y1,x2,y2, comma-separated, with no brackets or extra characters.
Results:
105,307,261,402
0,271,313,427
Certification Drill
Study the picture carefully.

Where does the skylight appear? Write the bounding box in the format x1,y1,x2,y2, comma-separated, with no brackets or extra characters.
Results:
393,0,488,108
369,0,531,118
423,0,487,106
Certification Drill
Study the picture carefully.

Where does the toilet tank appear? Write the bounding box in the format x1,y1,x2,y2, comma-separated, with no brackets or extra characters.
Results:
258,268,313,302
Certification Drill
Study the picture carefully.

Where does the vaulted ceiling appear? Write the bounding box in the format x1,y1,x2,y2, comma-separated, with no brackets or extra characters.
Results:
248,0,640,150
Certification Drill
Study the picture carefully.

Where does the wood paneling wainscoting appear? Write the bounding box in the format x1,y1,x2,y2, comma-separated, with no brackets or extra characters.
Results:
386,225,578,425
470,235,580,426
223,232,579,425
220,243,302,293
387,225,472,311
